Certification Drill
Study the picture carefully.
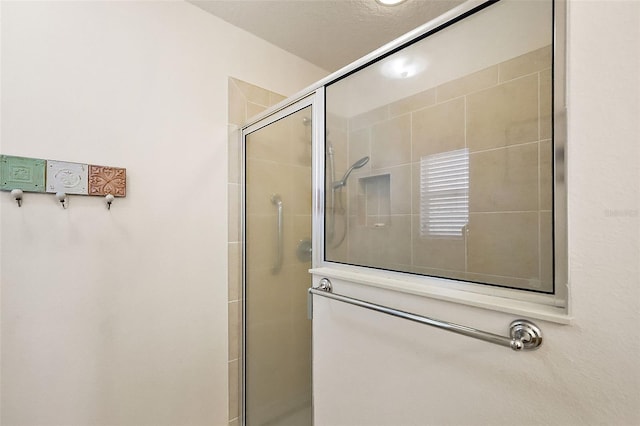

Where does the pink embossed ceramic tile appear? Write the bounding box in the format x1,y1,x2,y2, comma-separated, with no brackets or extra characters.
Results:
88,165,126,197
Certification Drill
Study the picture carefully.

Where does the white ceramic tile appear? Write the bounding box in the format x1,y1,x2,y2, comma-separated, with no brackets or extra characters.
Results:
46,160,89,194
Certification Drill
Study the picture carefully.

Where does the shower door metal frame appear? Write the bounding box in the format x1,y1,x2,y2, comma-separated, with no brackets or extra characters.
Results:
241,0,568,318
241,8,568,420
308,0,568,316
240,91,322,426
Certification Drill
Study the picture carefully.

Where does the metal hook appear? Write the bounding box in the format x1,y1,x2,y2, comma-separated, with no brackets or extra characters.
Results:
105,194,115,210
55,192,67,209
11,189,23,207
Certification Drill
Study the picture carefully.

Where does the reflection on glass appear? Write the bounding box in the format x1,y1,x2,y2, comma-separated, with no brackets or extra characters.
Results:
324,0,554,293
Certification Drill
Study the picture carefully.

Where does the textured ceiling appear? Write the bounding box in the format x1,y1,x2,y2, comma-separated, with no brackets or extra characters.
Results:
187,0,465,72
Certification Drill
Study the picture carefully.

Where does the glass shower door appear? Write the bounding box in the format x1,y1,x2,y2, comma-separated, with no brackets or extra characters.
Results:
244,105,313,426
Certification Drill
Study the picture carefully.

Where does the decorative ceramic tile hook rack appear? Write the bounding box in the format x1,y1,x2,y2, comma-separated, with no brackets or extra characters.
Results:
1,155,126,209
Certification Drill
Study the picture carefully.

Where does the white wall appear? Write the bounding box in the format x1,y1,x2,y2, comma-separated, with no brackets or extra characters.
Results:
313,1,640,425
0,1,326,425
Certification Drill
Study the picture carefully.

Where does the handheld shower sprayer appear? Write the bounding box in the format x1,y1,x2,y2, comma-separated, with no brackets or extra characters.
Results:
333,156,369,189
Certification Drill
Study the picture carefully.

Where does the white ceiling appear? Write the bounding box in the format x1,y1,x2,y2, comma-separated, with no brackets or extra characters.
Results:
187,0,465,72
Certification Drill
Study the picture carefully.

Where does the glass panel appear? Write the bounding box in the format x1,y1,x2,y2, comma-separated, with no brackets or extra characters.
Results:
245,106,313,425
325,0,554,293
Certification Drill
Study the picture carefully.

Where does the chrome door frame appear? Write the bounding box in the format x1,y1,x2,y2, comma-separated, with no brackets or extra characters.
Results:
240,91,321,426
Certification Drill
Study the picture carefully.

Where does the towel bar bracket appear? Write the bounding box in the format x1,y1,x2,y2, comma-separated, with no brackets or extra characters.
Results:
509,320,543,351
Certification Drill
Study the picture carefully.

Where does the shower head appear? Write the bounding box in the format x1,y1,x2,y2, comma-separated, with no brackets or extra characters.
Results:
333,156,369,189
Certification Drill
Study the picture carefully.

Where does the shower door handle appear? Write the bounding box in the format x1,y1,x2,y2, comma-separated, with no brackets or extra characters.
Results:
271,194,283,274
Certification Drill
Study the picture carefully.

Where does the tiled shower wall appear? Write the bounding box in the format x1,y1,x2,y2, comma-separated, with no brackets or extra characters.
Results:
228,78,285,426
327,46,553,291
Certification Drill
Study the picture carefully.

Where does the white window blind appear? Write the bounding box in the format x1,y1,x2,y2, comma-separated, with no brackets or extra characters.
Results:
420,149,469,238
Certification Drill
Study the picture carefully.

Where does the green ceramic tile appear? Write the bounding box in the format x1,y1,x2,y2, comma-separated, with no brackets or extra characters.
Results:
0,155,46,192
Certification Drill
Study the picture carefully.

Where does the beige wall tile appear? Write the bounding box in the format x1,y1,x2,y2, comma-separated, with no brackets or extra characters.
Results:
229,301,241,361
289,256,313,319
245,298,295,415
291,166,312,216
234,78,270,106
291,113,313,168
361,174,390,218
228,79,246,126
540,69,552,140
436,66,499,103
229,418,239,426
470,142,539,212
344,176,361,219
292,215,313,269
327,112,348,131
372,215,412,267
499,45,552,82
412,97,465,159
325,229,348,261
228,125,241,184
347,128,371,176
229,359,240,421
246,118,290,163
389,88,436,117
228,183,240,243
269,92,287,107
347,215,411,267
411,162,420,216
246,101,267,122
282,211,299,268
327,126,350,179
467,212,539,279
539,139,553,211
540,211,553,292
245,214,278,272
246,265,294,320
349,105,389,131
376,165,411,215
245,159,291,215
412,216,466,271
467,74,539,151
228,242,241,302
347,214,373,264
371,114,411,169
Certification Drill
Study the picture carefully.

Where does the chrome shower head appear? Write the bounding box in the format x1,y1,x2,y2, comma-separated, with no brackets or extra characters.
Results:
333,156,369,189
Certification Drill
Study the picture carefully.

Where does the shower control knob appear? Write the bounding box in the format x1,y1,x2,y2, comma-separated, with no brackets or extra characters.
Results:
296,239,312,262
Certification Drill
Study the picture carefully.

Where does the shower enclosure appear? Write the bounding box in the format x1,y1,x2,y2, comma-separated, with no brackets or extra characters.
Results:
242,99,316,426
241,0,565,424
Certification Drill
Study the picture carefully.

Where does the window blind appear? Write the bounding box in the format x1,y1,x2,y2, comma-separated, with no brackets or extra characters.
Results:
420,148,469,238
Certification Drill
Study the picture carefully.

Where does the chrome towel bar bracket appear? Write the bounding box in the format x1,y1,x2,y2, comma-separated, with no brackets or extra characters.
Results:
308,278,542,352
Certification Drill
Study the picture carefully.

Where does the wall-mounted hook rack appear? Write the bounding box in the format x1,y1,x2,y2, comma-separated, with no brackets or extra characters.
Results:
1,154,127,210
